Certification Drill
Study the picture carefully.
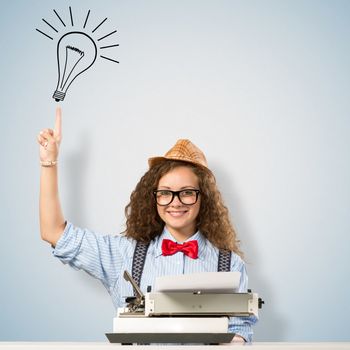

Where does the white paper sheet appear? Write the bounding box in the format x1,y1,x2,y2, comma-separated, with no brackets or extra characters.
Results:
154,271,241,293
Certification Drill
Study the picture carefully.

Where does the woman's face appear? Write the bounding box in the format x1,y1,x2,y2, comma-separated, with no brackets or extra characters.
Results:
156,166,201,241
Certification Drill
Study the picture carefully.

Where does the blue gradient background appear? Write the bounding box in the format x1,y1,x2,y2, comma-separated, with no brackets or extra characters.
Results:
1,0,349,342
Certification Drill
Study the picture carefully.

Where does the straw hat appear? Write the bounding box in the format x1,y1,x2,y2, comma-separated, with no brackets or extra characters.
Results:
148,139,208,169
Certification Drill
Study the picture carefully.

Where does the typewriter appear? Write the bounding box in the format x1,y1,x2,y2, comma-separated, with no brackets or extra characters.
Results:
106,271,264,344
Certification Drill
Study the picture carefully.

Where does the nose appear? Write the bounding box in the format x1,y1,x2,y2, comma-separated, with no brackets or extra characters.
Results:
170,193,183,206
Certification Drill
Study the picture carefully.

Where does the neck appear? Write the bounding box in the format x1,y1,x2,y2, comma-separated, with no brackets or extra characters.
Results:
165,226,197,243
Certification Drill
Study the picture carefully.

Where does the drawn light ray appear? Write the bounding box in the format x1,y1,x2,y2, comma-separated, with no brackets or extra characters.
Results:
92,17,108,33
100,55,119,64
98,30,117,42
53,9,66,27
42,18,58,32
69,6,74,26
83,10,91,29
100,44,119,49
36,28,53,40
36,7,119,101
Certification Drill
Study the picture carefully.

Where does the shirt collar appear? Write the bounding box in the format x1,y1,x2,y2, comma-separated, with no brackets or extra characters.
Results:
154,227,207,260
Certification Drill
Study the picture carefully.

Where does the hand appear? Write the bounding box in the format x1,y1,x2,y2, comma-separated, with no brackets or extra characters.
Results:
37,107,62,162
231,334,245,343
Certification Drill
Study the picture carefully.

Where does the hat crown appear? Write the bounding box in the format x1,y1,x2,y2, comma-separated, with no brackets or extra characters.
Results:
164,139,207,167
148,139,208,169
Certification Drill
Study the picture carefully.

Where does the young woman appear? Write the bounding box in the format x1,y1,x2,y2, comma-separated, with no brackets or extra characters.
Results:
38,107,257,342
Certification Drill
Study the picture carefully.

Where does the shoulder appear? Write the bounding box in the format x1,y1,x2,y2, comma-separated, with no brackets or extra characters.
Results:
109,232,139,258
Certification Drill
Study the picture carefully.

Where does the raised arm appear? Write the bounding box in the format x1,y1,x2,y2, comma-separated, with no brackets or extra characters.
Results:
37,107,65,246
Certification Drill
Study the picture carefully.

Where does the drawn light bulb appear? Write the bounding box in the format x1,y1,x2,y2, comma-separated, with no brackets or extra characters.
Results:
53,31,97,102
36,7,119,101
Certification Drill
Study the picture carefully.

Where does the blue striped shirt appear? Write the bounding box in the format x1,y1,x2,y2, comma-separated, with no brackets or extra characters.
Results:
53,221,258,341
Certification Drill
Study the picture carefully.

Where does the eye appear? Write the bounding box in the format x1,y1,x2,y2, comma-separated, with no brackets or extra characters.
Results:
181,190,196,197
157,190,172,197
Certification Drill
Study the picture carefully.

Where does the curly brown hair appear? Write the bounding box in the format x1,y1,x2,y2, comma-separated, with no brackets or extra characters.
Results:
123,160,243,257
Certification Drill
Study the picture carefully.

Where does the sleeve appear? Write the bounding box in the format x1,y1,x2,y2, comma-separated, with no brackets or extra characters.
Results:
227,254,258,343
52,221,127,290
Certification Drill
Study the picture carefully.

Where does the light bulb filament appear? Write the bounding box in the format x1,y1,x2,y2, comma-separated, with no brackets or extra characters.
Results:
60,45,85,90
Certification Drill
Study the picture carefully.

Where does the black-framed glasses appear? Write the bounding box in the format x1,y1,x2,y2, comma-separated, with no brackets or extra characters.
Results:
153,189,200,206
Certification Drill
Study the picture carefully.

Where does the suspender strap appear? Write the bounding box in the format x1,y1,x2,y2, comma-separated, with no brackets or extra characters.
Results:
131,241,150,295
218,249,232,272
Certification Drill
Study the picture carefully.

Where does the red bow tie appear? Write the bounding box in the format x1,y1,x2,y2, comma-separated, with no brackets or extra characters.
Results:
161,239,198,259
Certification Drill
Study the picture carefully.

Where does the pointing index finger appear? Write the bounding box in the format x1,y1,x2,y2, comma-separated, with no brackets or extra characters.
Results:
54,106,62,138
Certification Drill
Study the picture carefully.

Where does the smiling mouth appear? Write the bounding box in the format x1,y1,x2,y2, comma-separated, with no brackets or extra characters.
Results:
166,210,189,217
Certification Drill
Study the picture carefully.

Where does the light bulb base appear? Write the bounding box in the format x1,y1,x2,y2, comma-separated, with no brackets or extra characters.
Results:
53,90,66,102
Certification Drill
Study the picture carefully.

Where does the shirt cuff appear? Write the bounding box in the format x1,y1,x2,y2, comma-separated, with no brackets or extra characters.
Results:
52,221,81,267
228,315,257,343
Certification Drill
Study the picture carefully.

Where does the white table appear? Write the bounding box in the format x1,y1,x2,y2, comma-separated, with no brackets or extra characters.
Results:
0,343,350,350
